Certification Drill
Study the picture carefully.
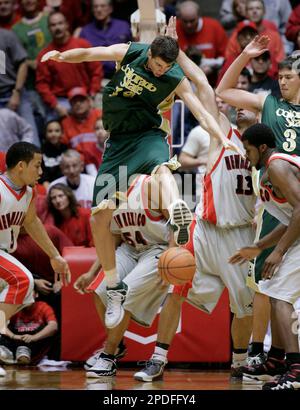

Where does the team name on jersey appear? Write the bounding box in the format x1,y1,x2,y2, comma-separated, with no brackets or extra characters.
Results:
114,212,146,229
276,108,300,127
110,65,157,98
225,154,251,171
0,211,26,231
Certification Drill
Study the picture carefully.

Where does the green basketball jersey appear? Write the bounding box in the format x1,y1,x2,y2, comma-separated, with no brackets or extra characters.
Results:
102,42,185,137
262,95,300,155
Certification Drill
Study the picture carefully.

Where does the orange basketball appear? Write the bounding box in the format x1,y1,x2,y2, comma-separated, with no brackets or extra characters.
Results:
158,247,196,286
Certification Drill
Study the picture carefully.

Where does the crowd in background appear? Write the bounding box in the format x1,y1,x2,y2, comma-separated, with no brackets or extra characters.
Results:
0,0,299,363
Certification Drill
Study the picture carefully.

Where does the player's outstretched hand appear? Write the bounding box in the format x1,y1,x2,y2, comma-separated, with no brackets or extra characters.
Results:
165,16,178,41
229,245,261,265
41,50,62,62
243,35,270,59
74,273,94,294
50,255,71,285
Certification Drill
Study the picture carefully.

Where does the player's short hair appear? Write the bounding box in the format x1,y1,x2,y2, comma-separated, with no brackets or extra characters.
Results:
6,142,41,169
242,123,276,148
279,54,300,77
150,36,179,64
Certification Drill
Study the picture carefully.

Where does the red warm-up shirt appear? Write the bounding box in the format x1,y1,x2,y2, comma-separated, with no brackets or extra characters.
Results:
36,37,103,108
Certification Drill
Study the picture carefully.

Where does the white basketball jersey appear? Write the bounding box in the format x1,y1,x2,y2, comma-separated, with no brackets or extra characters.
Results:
111,175,169,251
197,128,256,227
0,178,34,253
259,153,300,225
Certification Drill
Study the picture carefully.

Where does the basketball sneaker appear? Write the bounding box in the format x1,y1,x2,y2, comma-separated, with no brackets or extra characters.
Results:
168,199,193,245
242,357,286,384
86,354,117,378
105,282,128,329
0,365,6,377
262,365,300,390
134,355,167,382
84,343,127,370
231,353,266,380
0,345,14,365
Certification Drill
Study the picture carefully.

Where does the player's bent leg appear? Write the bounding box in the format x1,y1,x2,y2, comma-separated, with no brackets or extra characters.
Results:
134,293,185,382
90,205,128,329
249,292,270,363
155,165,192,246
86,311,131,378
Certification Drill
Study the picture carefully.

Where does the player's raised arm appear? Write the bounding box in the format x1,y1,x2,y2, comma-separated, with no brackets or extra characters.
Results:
175,78,244,156
41,43,130,64
216,36,270,112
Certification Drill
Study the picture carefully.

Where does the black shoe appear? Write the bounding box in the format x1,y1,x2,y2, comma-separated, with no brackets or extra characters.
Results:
242,357,286,384
262,365,300,390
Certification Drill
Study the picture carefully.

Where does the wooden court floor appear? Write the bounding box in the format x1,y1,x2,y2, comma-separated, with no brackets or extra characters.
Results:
0,366,262,390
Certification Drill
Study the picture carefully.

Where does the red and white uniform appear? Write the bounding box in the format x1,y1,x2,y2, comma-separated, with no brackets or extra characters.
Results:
0,178,35,305
258,153,300,304
197,128,256,227
259,153,298,225
88,175,170,327
110,175,169,251
176,129,255,318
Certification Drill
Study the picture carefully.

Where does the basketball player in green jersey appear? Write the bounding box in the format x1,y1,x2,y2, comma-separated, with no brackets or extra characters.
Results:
42,36,241,331
216,35,300,379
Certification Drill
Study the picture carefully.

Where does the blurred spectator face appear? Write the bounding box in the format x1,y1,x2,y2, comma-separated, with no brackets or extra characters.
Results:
45,121,62,145
46,0,61,6
70,95,91,118
49,188,70,212
246,0,264,24
236,108,257,128
278,68,300,102
20,0,39,14
48,12,68,42
0,0,14,18
216,96,230,117
95,119,108,145
233,0,247,20
237,74,250,90
60,155,83,185
251,53,270,75
178,1,199,35
92,0,113,22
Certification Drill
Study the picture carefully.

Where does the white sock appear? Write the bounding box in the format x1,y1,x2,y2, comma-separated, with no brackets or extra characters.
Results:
105,268,120,288
152,346,168,363
232,352,248,368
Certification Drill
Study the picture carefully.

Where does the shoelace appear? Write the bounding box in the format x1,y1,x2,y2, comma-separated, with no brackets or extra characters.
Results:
247,354,264,366
106,290,126,315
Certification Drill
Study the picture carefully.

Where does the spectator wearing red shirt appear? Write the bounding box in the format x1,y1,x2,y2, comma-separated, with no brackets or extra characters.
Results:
0,298,58,365
36,11,103,121
0,0,21,29
176,1,228,83
77,117,108,177
61,86,102,149
286,4,300,51
225,0,285,77
47,183,93,247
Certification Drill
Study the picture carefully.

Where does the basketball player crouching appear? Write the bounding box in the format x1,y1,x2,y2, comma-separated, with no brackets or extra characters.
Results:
74,173,188,378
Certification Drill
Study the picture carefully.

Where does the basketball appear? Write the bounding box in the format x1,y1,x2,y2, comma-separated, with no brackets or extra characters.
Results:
158,247,196,285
